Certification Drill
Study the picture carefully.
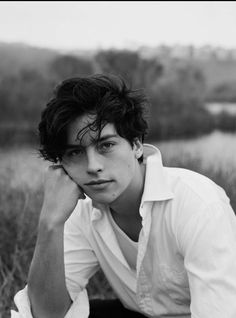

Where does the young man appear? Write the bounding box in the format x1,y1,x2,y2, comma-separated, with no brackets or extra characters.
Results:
12,74,236,318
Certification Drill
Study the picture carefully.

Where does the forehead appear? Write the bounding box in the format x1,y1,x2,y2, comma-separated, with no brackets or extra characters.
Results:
66,114,117,145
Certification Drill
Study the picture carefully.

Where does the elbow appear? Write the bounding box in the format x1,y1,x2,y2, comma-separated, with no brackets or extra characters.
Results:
28,285,71,318
32,309,68,318
29,302,70,318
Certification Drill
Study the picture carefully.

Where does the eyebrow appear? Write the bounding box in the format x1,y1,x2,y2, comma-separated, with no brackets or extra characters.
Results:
64,134,118,149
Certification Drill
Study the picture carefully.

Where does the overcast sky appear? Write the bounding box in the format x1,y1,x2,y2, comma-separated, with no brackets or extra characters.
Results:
0,1,236,51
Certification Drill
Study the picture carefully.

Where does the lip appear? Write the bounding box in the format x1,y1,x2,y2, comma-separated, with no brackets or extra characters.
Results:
84,180,113,191
85,180,112,186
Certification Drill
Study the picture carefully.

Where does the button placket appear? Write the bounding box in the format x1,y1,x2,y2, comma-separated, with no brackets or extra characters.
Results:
136,202,154,316
137,268,154,316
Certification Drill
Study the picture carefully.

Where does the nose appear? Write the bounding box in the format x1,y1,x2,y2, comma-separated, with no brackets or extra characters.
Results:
86,149,103,174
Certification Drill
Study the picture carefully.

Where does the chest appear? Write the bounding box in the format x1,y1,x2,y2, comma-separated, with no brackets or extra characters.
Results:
110,212,142,242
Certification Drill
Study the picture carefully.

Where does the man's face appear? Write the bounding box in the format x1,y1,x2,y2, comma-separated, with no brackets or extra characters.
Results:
61,114,143,205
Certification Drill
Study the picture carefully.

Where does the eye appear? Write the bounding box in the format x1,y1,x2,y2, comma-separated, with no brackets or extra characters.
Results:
66,148,83,158
70,149,83,156
98,142,115,151
102,142,113,149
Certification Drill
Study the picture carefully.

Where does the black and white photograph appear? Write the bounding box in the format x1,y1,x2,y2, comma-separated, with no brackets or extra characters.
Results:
1,2,236,318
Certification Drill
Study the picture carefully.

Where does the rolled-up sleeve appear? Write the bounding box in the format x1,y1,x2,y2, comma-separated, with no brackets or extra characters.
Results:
179,201,236,317
11,200,99,318
64,204,100,301
11,285,89,318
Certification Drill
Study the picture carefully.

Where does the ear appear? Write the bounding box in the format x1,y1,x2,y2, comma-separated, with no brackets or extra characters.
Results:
133,138,143,159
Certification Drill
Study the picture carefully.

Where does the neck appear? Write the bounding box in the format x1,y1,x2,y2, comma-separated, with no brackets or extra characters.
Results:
110,162,146,219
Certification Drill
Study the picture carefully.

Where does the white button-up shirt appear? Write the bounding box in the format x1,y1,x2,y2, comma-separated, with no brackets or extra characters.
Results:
11,144,236,318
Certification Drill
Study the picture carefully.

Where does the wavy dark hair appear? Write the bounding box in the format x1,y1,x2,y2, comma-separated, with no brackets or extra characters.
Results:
38,74,149,163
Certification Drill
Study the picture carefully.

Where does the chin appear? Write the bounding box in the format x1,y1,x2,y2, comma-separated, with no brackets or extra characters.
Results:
88,192,119,205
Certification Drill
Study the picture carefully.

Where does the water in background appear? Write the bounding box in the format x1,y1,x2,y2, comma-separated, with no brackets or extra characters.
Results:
155,130,236,171
205,102,236,115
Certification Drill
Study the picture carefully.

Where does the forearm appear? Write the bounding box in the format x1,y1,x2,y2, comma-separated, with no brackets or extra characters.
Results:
28,219,72,318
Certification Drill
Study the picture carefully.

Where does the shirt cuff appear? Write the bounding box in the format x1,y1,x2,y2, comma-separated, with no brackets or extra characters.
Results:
11,285,89,318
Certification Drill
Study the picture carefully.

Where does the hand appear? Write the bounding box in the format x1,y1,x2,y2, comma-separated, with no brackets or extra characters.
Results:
40,164,85,227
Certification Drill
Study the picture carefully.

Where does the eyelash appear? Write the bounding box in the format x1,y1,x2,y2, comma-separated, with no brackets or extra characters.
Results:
98,142,115,152
66,142,115,157
67,149,83,157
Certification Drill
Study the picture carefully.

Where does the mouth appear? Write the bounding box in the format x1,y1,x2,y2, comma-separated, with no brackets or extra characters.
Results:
85,180,113,186
84,180,113,190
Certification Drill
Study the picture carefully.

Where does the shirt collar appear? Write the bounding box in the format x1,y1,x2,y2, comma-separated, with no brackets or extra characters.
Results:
140,144,174,205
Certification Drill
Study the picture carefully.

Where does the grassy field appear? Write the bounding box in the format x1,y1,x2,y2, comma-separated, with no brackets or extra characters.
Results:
1,145,236,317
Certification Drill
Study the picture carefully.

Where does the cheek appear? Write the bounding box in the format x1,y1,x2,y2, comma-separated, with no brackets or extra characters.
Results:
116,158,136,180
62,163,73,176
126,156,136,170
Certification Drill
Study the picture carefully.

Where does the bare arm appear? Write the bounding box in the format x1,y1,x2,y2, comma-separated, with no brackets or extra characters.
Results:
28,165,85,318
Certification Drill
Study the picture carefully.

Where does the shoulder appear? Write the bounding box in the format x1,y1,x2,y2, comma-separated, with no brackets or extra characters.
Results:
165,166,229,207
161,167,232,240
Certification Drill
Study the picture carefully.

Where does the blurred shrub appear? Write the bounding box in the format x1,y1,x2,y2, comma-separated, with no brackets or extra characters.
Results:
0,69,53,125
207,82,236,102
0,124,38,148
147,63,213,140
214,112,236,131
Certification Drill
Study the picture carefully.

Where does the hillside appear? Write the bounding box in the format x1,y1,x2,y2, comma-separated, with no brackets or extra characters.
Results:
0,42,236,90
0,42,236,145
0,42,59,76
140,45,236,90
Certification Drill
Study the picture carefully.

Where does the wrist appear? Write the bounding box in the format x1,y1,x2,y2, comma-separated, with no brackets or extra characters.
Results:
39,204,67,227
39,213,65,233
36,218,65,246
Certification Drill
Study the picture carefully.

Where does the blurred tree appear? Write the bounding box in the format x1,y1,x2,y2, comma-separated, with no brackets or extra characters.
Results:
154,63,206,107
95,49,139,84
0,69,54,145
95,49,163,90
136,57,163,92
0,69,52,124
147,63,211,140
50,55,94,81
1,47,234,145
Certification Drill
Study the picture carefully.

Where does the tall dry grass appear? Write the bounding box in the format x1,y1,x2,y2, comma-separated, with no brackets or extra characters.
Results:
0,147,43,316
1,146,235,317
0,147,113,317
